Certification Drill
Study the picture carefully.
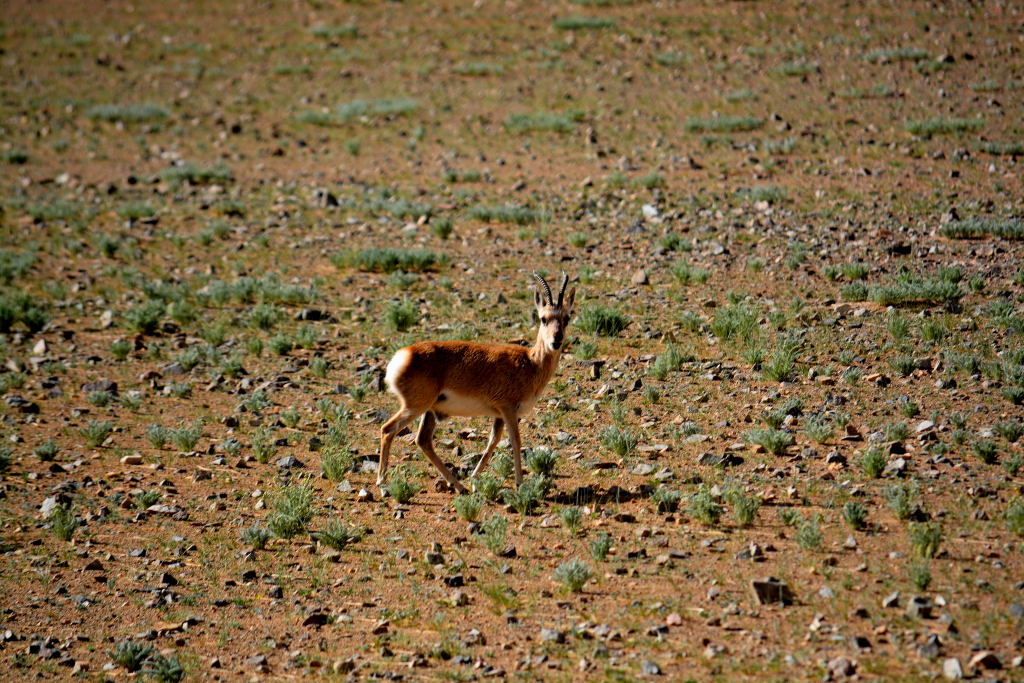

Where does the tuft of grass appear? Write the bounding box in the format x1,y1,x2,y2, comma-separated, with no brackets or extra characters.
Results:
599,425,637,457
384,300,418,332
649,343,690,380
467,204,549,224
477,513,508,555
384,469,421,504
453,62,504,76
309,23,359,38
994,420,1024,443
651,486,682,513
710,302,758,343
728,490,760,527
905,117,983,137
111,640,155,672
241,523,272,550
795,516,823,550
503,475,549,514
971,438,998,465
34,439,60,461
159,161,232,187
453,494,483,522
144,654,185,683
553,558,592,593
333,247,447,273
473,473,504,502
908,561,932,591
51,504,79,542
745,428,794,455
553,16,615,30
81,420,113,448
86,103,169,123
314,518,362,551
670,261,710,285
977,141,1024,156
135,488,162,510
430,218,454,240
169,422,202,451
842,501,868,530
122,300,164,334
862,46,929,63
940,217,1024,240
772,60,818,76
506,110,583,133
525,447,559,476
577,306,630,336
560,506,584,533
908,522,942,558
1007,499,1024,537
859,446,887,478
590,532,613,561
685,116,763,133
267,482,315,539
803,416,833,443
687,490,723,526
321,444,353,481
869,279,962,306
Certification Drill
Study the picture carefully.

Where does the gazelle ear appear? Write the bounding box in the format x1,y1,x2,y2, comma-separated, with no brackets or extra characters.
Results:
534,289,543,309
564,287,576,314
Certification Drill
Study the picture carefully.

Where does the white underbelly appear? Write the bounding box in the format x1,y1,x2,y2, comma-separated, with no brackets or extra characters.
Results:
434,390,501,418
433,391,540,419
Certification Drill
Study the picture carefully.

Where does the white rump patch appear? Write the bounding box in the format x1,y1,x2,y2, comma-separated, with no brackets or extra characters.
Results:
384,348,412,394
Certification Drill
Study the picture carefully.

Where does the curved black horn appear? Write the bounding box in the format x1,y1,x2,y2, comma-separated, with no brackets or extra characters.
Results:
533,272,553,305
556,272,569,306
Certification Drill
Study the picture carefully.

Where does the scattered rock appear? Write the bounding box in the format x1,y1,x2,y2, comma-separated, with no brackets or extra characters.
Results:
919,634,942,659
641,660,661,675
276,455,302,469
943,658,963,680
968,651,1001,671
120,454,144,465
630,269,648,285
882,591,900,609
539,628,565,643
751,577,794,606
828,656,856,677
906,596,933,619
303,611,330,627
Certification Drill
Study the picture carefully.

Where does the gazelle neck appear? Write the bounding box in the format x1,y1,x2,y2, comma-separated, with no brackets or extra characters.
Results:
529,330,561,369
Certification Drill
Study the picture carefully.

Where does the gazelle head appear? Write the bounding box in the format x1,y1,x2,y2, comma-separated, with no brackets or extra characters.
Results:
533,272,575,352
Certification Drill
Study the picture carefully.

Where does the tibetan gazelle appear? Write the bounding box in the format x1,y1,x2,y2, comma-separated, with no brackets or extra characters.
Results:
377,273,576,495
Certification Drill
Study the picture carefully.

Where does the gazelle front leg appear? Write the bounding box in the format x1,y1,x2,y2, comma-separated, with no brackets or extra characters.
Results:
416,411,469,494
470,418,504,480
379,409,416,495
501,408,524,487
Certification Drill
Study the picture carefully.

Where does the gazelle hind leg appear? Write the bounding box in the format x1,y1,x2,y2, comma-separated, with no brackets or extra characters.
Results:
378,409,418,491
416,411,469,493
470,418,504,480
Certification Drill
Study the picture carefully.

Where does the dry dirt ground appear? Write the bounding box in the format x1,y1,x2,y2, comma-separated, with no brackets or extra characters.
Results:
1,0,1023,680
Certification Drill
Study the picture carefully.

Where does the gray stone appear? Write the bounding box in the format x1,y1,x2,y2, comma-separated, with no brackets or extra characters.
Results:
540,628,565,643
751,577,794,606
882,591,900,609
967,651,1001,671
828,656,856,677
943,658,963,680
276,455,302,469
641,660,661,675
919,634,942,659
906,596,933,619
